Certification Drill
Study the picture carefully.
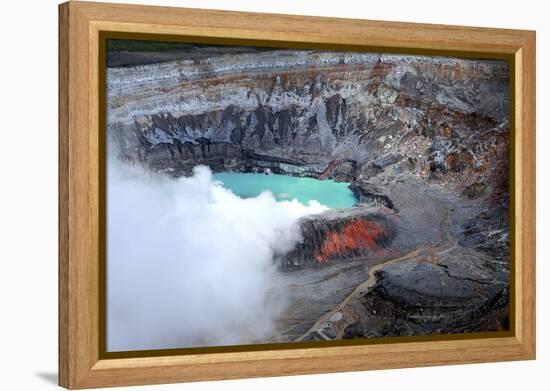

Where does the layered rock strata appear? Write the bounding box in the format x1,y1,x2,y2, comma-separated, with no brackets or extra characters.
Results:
107,48,509,187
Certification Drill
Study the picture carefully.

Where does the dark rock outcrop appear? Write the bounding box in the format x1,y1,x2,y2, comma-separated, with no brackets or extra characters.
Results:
282,206,397,270
342,251,510,338
348,182,396,210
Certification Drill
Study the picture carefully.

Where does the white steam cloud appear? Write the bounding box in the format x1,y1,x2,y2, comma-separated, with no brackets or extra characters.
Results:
107,160,327,351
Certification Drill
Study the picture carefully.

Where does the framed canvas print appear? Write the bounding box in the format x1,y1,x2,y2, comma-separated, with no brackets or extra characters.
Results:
58,1,536,389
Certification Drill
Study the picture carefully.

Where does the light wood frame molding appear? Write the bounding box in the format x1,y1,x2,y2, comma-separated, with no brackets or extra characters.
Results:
58,1,536,389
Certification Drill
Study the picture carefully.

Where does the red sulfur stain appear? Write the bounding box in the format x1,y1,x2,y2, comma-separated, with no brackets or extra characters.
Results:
315,220,387,263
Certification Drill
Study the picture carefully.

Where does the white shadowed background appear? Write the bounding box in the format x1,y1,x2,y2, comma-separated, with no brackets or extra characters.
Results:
0,0,547,389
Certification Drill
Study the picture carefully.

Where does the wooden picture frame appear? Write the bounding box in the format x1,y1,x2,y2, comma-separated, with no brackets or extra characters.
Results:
58,1,536,389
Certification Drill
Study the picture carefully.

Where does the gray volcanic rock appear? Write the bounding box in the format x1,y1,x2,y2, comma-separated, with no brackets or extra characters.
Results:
106,49,510,182
459,206,510,262
289,174,511,342
348,182,395,210
282,206,398,270
342,249,510,338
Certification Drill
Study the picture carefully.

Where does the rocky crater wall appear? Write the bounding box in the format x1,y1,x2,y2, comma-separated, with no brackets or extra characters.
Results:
107,49,510,190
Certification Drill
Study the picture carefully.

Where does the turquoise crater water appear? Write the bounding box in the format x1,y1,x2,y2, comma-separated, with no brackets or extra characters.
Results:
213,172,357,209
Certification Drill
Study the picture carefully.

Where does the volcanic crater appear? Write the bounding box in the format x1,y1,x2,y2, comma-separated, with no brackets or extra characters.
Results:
107,43,510,343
